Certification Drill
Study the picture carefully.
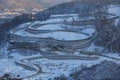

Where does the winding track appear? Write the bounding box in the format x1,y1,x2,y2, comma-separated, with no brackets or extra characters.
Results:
10,19,95,79
15,53,99,79
18,59,42,79
9,20,94,53
15,50,120,79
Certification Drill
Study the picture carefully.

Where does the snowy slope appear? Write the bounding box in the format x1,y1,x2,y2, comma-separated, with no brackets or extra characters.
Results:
108,5,120,16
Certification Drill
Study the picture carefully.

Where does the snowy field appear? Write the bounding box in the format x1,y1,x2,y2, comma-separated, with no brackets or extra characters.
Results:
37,24,64,30
36,31,88,41
108,5,120,16
81,28,95,34
0,47,120,80
14,28,90,41
0,53,36,78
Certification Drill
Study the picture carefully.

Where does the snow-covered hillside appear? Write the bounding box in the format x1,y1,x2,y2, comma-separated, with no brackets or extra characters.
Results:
108,5,120,16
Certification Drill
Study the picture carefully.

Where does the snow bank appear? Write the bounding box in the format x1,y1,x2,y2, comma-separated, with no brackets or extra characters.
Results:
37,24,64,30
81,28,95,34
108,6,120,16
39,31,88,41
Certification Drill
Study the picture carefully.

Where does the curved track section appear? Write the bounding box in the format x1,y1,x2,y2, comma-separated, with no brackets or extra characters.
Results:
8,21,94,52
14,50,120,79
15,58,42,79
15,54,99,79
26,20,95,34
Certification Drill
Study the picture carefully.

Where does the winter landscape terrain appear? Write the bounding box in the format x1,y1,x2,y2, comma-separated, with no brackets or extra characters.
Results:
0,0,120,80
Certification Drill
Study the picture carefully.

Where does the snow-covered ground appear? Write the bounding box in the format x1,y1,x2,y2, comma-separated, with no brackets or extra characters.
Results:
108,5,120,16
41,18,64,24
0,52,36,78
37,24,64,30
0,47,120,80
14,28,89,41
31,31,88,41
17,22,32,29
81,28,95,34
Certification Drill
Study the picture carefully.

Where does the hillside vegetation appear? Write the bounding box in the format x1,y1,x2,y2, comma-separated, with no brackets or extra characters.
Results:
0,0,70,10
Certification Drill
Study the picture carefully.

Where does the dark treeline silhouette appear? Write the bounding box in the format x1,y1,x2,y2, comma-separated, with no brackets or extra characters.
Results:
0,14,33,41
51,61,120,80
36,0,119,20
0,73,23,80
95,21,120,52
